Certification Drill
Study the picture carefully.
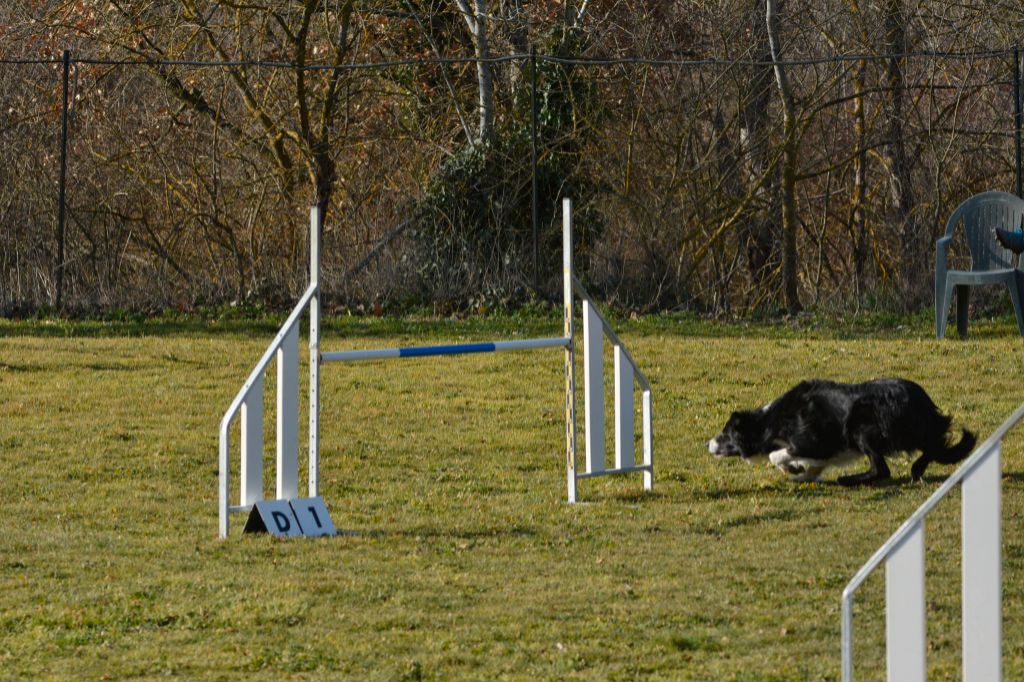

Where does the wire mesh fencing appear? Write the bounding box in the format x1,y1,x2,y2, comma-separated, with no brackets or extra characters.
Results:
1,47,1022,315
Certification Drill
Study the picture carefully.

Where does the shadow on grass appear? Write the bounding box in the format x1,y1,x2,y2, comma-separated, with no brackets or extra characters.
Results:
586,489,666,504
339,524,539,542
999,471,1024,485
0,361,47,372
688,509,799,537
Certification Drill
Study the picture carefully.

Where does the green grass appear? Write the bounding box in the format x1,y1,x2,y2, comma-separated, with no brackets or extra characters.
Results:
2,312,1024,680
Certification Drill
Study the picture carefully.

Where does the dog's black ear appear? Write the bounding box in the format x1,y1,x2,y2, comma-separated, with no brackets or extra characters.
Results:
732,409,756,425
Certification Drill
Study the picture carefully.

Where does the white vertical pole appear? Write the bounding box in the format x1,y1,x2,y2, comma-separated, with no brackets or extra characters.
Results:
614,346,634,470
219,424,230,538
886,520,927,682
962,443,1001,682
642,389,653,490
563,198,577,503
841,590,855,682
309,206,321,498
240,375,264,506
583,299,605,474
277,324,300,500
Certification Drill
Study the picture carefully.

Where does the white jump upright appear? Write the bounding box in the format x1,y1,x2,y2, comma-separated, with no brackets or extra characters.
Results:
564,200,653,502
217,199,654,537
840,402,1024,681
218,208,322,539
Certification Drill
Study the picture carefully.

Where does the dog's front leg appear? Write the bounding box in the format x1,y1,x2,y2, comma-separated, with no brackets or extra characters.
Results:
770,448,825,481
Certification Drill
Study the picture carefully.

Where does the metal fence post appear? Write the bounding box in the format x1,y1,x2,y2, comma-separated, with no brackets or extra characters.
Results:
531,45,539,291
1015,46,1022,198
56,49,71,310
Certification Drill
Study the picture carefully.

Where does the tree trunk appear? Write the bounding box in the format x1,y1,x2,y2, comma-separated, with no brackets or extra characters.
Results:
766,0,801,314
851,57,869,295
845,0,870,296
455,0,495,145
740,0,782,291
884,0,921,307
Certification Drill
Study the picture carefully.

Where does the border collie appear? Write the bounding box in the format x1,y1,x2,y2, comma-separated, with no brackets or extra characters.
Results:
707,378,976,484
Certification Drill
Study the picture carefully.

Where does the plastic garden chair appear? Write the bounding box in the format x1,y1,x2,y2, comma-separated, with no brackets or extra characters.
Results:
935,191,1024,338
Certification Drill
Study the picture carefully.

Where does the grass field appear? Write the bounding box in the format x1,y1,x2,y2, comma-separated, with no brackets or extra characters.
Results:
2,311,1024,680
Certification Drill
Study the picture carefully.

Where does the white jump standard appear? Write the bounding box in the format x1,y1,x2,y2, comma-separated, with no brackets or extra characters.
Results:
217,198,654,538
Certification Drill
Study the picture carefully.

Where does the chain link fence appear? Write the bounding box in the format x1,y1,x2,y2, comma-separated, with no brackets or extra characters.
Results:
2,48,1022,315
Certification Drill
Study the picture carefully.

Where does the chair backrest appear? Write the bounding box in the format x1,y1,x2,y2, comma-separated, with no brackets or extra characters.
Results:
943,191,1024,271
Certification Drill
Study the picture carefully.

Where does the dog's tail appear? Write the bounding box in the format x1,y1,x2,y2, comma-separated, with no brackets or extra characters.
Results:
911,426,977,481
935,428,977,465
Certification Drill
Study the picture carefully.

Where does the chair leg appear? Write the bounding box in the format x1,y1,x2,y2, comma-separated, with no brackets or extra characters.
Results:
1010,275,1024,336
937,279,954,339
956,285,970,339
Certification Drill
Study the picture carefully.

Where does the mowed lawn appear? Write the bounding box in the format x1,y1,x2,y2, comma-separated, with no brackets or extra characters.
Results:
2,313,1024,680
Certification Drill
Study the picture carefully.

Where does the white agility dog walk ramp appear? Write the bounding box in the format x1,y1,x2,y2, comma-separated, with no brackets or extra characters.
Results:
840,402,1024,681
218,198,653,538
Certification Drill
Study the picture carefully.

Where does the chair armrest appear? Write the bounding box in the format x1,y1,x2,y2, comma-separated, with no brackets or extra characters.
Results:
936,235,953,269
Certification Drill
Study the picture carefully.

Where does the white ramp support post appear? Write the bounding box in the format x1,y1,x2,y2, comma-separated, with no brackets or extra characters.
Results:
642,389,653,490
309,206,321,498
962,444,1001,681
583,299,605,474
886,520,927,682
240,375,264,507
219,431,230,538
277,324,300,500
614,346,635,470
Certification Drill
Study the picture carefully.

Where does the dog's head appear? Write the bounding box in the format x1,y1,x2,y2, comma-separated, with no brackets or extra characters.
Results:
708,409,766,459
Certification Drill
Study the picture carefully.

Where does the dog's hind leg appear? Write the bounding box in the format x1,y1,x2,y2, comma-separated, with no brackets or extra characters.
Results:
837,403,893,486
837,445,891,486
910,455,930,482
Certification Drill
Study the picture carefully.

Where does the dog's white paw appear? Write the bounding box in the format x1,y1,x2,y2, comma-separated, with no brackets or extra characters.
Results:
769,449,792,467
770,448,824,481
789,466,825,483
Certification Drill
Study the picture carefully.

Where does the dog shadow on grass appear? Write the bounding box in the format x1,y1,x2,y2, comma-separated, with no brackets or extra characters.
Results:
997,471,1024,486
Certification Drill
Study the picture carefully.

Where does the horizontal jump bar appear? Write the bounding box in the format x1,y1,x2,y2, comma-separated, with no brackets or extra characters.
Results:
321,336,571,363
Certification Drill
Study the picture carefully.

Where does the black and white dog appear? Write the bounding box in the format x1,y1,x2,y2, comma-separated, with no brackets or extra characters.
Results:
708,378,976,485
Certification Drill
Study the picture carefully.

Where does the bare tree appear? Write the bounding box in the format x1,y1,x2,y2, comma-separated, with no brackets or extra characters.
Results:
52,1,357,215
883,0,921,306
740,0,782,293
765,0,801,314
453,0,494,145
845,0,871,298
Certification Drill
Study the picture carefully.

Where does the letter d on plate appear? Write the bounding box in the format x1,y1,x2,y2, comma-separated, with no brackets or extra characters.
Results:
243,499,304,537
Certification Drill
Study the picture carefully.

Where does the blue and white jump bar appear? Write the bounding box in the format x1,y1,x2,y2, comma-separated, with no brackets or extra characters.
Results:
322,336,571,363
218,198,653,537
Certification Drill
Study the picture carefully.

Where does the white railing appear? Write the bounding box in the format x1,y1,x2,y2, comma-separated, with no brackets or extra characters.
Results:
841,401,1024,681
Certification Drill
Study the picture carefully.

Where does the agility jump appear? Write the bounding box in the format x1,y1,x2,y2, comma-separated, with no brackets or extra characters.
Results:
217,198,653,538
